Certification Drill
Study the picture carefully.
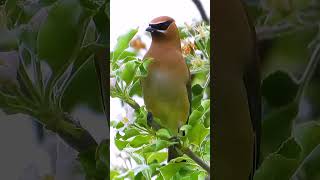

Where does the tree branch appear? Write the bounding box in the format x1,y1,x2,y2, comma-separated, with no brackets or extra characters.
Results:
125,96,140,111
178,146,210,173
36,109,97,152
256,23,317,41
191,0,209,23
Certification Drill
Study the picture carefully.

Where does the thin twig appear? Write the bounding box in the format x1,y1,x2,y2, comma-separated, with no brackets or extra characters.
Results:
125,96,140,110
256,23,317,41
179,146,210,173
296,41,320,100
191,0,209,23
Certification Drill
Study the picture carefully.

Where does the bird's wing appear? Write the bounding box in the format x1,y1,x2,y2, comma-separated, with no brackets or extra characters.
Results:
187,72,192,115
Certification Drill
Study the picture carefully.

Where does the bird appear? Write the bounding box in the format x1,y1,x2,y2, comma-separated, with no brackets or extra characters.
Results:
213,0,261,180
141,16,191,161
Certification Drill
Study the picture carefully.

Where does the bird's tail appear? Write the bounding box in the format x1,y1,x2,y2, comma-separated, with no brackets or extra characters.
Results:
168,144,180,162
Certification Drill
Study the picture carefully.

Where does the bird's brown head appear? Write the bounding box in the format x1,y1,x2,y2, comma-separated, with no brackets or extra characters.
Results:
146,16,180,45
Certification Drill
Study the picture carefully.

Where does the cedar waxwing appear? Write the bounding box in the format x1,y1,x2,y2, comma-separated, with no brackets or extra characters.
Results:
141,16,191,161
213,0,261,180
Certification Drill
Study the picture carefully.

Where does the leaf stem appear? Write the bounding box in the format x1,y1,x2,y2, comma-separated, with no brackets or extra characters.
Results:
296,41,320,100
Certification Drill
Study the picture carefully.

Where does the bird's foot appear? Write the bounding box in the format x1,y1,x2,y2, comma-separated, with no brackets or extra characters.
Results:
147,112,161,131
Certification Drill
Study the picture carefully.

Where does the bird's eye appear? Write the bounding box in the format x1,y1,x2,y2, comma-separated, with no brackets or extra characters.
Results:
149,20,173,31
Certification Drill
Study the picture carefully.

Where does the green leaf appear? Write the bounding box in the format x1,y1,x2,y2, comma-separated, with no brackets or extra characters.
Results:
294,121,320,158
156,129,172,139
276,137,301,159
115,121,124,129
262,71,299,107
254,154,300,180
147,152,168,164
254,138,301,179
78,147,106,179
201,99,210,111
261,102,299,159
122,127,140,140
129,80,142,97
116,170,134,179
256,121,320,180
191,84,203,95
112,28,138,61
159,162,186,180
159,162,202,180
191,95,203,110
293,144,320,180
37,0,92,72
93,0,109,44
115,139,129,150
112,50,136,63
110,170,120,179
140,140,174,153
129,135,151,148
155,140,175,151
96,140,109,166
120,61,137,85
187,121,209,147
188,110,202,126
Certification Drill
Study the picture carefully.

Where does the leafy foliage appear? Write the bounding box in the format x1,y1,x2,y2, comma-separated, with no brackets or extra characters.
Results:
110,23,210,179
251,0,320,179
0,0,109,179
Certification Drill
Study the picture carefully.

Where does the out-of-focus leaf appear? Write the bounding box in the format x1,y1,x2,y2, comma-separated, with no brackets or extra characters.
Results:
262,71,299,107
37,0,92,72
0,28,18,51
93,0,109,44
78,147,106,179
292,144,320,180
254,138,301,180
261,102,299,159
294,121,320,158
276,137,301,159
254,154,300,180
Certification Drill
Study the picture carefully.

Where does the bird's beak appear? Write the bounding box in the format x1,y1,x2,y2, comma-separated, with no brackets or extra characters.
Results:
146,26,157,33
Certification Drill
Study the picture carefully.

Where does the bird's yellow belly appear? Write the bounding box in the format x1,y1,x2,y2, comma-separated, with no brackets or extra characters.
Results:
142,70,189,134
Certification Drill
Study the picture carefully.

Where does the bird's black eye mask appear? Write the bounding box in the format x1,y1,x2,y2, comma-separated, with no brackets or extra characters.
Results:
149,20,173,30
